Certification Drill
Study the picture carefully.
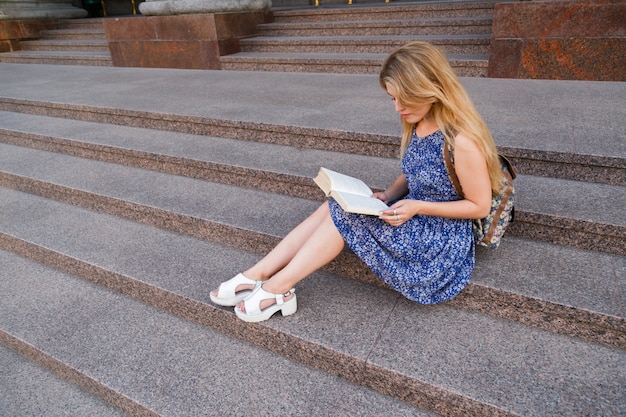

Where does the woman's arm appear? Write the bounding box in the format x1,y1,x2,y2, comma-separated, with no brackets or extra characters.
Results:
380,133,492,225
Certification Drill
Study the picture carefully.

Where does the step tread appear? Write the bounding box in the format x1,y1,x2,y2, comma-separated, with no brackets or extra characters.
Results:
0,344,127,417
0,248,433,417
0,146,623,323
0,190,624,417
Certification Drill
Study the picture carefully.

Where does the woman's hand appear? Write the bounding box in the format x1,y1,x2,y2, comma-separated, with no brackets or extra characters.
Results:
372,191,390,204
372,174,409,206
379,200,419,226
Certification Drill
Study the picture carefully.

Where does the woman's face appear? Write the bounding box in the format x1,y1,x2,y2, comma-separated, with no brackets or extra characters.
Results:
386,84,432,125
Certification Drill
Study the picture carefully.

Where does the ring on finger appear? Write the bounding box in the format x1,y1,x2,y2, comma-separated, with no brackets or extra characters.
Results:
397,215,400,221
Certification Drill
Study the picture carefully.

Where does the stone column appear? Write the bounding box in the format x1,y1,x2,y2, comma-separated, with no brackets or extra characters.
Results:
0,0,87,20
139,0,272,16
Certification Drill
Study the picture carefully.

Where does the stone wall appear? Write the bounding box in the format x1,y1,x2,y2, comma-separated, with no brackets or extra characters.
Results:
104,12,272,69
489,0,625,81
0,19,56,52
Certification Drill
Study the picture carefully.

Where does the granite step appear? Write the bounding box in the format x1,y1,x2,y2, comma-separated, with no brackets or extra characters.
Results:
234,1,495,75
55,17,108,30
0,61,624,417
1,188,624,416
256,17,494,37
19,39,110,53
238,34,491,55
0,246,435,417
0,111,623,256
0,50,113,66
37,28,107,41
0,344,127,417
271,1,498,22
0,19,112,67
220,51,487,76
0,141,623,348
0,78,623,186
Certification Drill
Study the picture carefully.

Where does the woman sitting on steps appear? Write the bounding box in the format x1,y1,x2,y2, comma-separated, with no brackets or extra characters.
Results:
210,41,504,323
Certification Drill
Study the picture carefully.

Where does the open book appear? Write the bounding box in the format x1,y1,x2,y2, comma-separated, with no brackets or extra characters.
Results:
313,167,389,216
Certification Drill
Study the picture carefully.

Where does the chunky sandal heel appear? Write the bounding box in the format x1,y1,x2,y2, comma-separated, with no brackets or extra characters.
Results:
234,285,297,323
209,273,264,307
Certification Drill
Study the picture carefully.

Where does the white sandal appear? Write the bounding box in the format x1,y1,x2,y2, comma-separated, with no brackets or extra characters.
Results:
234,285,297,323
209,273,264,307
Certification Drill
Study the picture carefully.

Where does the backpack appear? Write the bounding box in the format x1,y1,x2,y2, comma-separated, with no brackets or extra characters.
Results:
443,143,516,249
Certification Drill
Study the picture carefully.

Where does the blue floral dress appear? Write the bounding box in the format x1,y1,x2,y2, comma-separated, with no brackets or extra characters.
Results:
329,130,474,304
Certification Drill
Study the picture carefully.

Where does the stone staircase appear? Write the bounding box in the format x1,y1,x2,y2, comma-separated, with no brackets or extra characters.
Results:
0,2,495,76
0,63,624,416
220,1,497,75
0,18,112,66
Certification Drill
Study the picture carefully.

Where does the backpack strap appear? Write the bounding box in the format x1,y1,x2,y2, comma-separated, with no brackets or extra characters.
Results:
443,141,464,199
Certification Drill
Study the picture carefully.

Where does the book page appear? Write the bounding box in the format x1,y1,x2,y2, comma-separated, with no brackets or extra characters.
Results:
316,167,373,197
332,191,389,216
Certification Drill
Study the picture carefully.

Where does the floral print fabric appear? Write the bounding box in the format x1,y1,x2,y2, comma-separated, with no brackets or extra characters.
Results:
329,130,474,304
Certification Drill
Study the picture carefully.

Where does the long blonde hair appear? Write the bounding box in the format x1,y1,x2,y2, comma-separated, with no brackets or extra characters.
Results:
379,41,503,194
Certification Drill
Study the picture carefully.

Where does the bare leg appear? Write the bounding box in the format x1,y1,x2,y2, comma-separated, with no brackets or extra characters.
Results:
243,202,334,280
211,202,334,297
238,204,345,313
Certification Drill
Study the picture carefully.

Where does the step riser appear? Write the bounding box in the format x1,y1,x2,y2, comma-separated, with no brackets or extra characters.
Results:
273,4,496,22
39,31,106,41
239,41,490,55
0,56,113,66
38,34,107,41
56,18,108,30
505,152,626,187
220,59,488,77
0,173,623,349
258,24,492,37
20,42,110,53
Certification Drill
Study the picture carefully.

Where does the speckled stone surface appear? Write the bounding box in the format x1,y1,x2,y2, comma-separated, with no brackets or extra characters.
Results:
489,0,626,81
271,1,497,22
0,65,623,179
239,35,491,55
0,109,624,256
0,62,624,416
0,191,623,416
0,344,128,417
104,12,272,70
0,145,623,348
0,249,437,417
221,51,488,76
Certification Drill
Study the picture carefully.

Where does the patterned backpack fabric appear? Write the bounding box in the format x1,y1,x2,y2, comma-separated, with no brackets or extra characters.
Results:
443,143,516,249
